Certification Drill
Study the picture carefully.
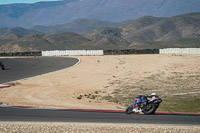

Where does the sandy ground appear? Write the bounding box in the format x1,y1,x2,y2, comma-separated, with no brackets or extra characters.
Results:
0,54,200,110
0,122,200,133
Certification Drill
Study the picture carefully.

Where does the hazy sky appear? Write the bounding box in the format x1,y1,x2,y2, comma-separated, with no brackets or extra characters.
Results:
0,0,61,4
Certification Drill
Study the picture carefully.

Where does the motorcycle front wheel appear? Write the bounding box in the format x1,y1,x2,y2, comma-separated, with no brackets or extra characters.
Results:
125,105,133,114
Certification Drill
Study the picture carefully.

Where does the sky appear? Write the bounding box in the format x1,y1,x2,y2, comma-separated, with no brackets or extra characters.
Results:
0,0,61,4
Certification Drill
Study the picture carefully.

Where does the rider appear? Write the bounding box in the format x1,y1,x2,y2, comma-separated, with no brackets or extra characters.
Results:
0,61,5,70
132,93,157,113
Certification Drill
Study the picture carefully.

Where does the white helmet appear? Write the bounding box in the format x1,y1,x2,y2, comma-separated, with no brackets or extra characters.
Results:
151,93,157,96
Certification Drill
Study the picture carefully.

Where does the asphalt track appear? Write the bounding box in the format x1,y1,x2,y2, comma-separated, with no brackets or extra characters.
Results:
0,57,79,84
0,107,200,125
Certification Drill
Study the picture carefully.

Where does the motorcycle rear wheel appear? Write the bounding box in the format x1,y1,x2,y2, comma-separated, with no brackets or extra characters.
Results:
142,103,156,115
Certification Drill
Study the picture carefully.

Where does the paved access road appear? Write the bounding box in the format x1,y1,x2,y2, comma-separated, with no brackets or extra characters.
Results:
0,57,79,84
0,107,199,125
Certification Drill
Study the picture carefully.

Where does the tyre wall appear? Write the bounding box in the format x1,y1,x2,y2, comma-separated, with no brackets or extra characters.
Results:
0,51,42,56
104,49,159,55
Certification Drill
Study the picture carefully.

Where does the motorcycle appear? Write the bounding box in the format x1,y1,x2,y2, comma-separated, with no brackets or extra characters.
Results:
125,95,162,115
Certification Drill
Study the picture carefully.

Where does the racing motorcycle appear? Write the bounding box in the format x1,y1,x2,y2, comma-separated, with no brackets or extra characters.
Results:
125,95,162,115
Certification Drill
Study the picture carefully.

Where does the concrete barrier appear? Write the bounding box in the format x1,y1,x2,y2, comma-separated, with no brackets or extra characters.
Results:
159,48,200,54
42,50,104,56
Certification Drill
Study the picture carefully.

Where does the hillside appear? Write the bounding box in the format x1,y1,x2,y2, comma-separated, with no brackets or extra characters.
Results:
0,27,39,38
0,33,89,53
0,13,200,52
0,0,200,28
84,13,200,49
119,13,200,42
0,32,130,53
0,18,119,38
32,18,120,34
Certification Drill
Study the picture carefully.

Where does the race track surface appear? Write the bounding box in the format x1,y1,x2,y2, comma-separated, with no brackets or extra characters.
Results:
0,57,79,84
0,107,200,125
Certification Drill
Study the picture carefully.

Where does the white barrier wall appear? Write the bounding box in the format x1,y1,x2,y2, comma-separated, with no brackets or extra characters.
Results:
159,48,200,54
42,50,104,56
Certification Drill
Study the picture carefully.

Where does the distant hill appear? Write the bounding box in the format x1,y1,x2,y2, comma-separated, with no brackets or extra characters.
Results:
0,18,119,38
0,0,200,28
0,27,39,38
128,38,200,49
0,13,200,52
32,18,120,34
0,34,21,48
119,13,200,42
0,33,88,53
85,13,200,49
0,32,129,53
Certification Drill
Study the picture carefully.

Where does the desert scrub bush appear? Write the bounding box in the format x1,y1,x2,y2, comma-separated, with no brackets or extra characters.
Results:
11,82,21,86
77,95,83,100
90,95,97,99
86,94,91,98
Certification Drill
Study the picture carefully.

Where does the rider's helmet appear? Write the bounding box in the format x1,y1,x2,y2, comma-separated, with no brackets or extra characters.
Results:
151,93,157,96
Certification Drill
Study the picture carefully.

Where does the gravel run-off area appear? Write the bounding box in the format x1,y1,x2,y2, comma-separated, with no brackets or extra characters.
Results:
0,122,200,133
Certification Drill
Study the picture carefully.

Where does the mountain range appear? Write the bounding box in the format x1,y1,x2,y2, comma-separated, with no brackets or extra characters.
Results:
0,0,200,28
0,13,200,52
0,18,120,38
32,18,120,34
